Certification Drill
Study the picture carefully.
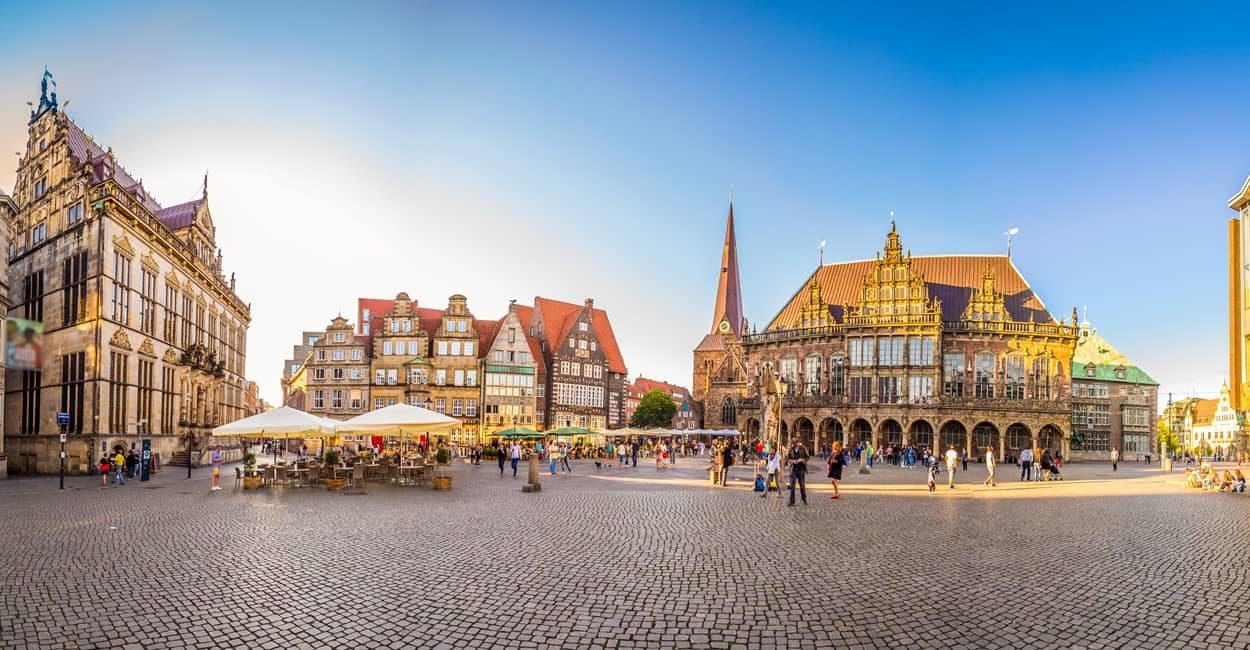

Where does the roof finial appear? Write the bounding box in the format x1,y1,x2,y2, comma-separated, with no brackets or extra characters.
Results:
202,170,208,198
729,183,734,204
819,238,825,267
889,210,896,232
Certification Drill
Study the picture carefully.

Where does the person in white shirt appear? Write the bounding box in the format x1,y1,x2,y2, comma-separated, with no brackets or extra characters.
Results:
944,445,959,489
983,446,997,487
761,449,782,499
1018,447,1033,481
509,442,522,479
1111,447,1120,472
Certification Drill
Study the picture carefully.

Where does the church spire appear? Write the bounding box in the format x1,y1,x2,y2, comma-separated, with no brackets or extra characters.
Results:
711,200,744,336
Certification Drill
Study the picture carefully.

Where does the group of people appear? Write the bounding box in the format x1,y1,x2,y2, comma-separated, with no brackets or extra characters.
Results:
1184,464,1247,493
97,447,142,487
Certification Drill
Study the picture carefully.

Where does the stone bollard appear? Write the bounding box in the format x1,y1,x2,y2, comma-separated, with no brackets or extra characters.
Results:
522,451,542,493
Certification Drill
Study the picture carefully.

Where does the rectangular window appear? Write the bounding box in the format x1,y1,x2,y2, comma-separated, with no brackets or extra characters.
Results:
850,339,874,366
332,349,344,361
1004,357,1025,399
62,252,88,326
109,352,129,433
402,320,411,332
332,368,344,380
454,369,465,386
877,376,901,404
975,354,995,398
375,398,385,410
350,390,362,410
139,268,157,335
452,399,463,416
451,341,461,356
1032,359,1051,399
314,368,326,380
137,359,154,435
508,328,516,343
112,252,131,324
435,398,446,413
66,202,83,225
830,358,845,396
779,358,798,383
375,369,385,384
908,336,933,366
333,332,346,343
804,356,821,395
878,337,904,366
161,367,175,433
387,369,397,385
182,297,194,348
594,366,602,379
34,176,48,197
908,376,934,404
313,390,324,409
458,320,468,332
383,341,393,356
437,341,448,356
849,377,873,403
578,322,588,332
31,222,47,244
390,320,400,333
464,341,474,356
164,286,179,343
396,341,406,356
60,352,86,434
943,353,965,397
466,370,477,386
436,369,447,385
351,349,362,361
350,368,362,379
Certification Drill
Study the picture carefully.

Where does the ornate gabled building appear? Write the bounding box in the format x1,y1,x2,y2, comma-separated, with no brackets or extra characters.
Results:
696,213,1082,461
480,301,539,437
304,316,370,420
3,74,251,474
531,296,629,430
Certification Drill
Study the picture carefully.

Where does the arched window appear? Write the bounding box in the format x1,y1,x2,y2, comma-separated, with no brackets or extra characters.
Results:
721,397,737,425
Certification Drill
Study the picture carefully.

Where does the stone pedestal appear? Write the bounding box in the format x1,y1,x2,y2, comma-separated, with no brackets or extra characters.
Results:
523,451,541,493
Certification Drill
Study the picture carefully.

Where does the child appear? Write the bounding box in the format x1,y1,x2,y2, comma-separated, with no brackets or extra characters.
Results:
927,461,940,494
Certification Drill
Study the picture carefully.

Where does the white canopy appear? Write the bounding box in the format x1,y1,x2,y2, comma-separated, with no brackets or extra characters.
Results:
212,406,337,437
335,403,459,436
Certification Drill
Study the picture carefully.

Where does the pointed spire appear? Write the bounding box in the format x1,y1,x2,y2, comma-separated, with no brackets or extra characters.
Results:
202,170,209,199
711,200,744,336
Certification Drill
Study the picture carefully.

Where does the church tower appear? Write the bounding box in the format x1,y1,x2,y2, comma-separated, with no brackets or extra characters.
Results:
693,201,750,429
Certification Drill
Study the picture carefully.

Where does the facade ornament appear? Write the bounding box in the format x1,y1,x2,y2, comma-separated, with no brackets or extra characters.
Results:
138,338,156,358
141,251,159,272
109,329,132,350
961,264,1009,322
163,348,180,364
112,234,135,257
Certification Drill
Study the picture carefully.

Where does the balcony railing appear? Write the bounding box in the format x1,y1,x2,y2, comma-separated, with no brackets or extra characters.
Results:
742,318,1076,345
735,394,1070,412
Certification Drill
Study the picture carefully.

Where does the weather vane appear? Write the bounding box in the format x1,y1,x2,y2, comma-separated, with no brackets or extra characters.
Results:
819,238,826,266
1004,226,1019,257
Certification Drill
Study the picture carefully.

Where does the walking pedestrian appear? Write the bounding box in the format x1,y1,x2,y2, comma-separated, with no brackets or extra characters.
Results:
960,447,968,472
561,443,572,473
827,441,843,499
864,440,875,469
631,438,640,467
99,454,110,488
113,450,127,485
927,459,940,494
1111,447,1120,472
125,449,139,479
548,443,558,475
509,441,522,478
945,445,958,489
786,439,809,506
1018,447,1033,481
719,443,733,486
983,446,997,487
209,446,223,491
494,441,505,476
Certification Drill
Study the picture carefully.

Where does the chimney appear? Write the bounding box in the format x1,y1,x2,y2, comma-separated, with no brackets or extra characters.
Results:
584,297,594,309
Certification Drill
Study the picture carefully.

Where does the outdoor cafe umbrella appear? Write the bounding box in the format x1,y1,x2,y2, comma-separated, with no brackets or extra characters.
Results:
336,403,458,437
212,406,337,462
496,426,544,440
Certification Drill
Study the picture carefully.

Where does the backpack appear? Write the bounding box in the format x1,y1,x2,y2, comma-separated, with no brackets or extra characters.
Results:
753,475,765,492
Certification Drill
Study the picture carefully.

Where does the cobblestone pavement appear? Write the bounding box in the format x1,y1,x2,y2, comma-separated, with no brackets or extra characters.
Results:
1,456,1248,649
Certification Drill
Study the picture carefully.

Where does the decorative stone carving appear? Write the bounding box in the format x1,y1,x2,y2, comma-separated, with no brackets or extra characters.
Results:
163,348,180,364
138,338,156,358
109,329,132,350
112,235,135,257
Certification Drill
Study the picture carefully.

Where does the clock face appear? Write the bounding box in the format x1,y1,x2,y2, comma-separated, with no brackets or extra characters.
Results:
718,319,731,333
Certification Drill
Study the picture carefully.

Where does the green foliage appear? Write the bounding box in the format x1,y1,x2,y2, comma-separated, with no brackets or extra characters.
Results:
324,449,341,466
482,447,501,459
436,448,451,465
630,389,678,428
242,451,256,468
1155,420,1181,455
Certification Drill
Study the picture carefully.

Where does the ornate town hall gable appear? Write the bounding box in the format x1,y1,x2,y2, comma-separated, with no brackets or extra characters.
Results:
735,225,1077,461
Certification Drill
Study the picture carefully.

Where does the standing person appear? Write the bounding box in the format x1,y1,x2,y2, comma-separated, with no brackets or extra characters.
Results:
762,448,782,498
827,441,844,500
618,441,628,467
983,446,997,487
1018,447,1033,481
509,441,522,478
494,441,505,476
209,446,223,491
944,445,958,489
631,438,640,468
561,443,572,473
719,442,733,486
125,449,139,480
786,439,809,506
1111,447,1120,472
548,443,559,475
99,454,111,488
960,447,969,472
864,440,875,469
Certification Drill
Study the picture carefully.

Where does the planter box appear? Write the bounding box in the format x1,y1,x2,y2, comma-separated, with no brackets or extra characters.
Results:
324,477,348,491
432,476,452,491
242,475,263,490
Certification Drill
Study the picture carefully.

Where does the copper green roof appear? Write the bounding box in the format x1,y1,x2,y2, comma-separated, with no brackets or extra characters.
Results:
1071,325,1158,385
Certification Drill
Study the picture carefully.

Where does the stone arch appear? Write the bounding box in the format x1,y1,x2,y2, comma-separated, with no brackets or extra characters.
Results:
849,418,873,445
972,422,1000,461
1039,424,1064,453
879,418,903,448
109,439,130,455
939,420,967,451
793,417,814,448
1005,423,1031,461
819,418,843,448
909,420,934,450
720,396,736,426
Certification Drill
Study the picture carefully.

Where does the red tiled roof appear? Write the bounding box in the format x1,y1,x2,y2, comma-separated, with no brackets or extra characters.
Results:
155,198,202,231
535,297,627,374
1189,399,1218,427
63,115,163,214
630,377,691,401
475,319,499,354
768,255,1054,330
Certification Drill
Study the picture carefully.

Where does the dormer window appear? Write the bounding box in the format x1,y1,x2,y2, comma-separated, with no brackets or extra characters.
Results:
1114,366,1127,380
333,332,345,343
1084,363,1096,378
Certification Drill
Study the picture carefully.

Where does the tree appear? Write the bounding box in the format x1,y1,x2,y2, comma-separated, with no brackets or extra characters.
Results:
1156,420,1181,455
631,389,677,428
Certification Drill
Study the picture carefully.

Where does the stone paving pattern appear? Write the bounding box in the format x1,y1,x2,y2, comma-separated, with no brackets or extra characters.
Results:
1,457,1248,649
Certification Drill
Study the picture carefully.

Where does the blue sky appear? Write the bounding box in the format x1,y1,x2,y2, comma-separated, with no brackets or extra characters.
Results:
1,1,1246,406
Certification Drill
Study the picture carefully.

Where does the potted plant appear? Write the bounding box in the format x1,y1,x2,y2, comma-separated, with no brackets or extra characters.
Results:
241,451,262,489
432,447,452,490
323,449,348,491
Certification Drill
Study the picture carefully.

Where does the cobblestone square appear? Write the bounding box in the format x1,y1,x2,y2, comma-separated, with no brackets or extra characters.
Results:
1,458,1247,649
